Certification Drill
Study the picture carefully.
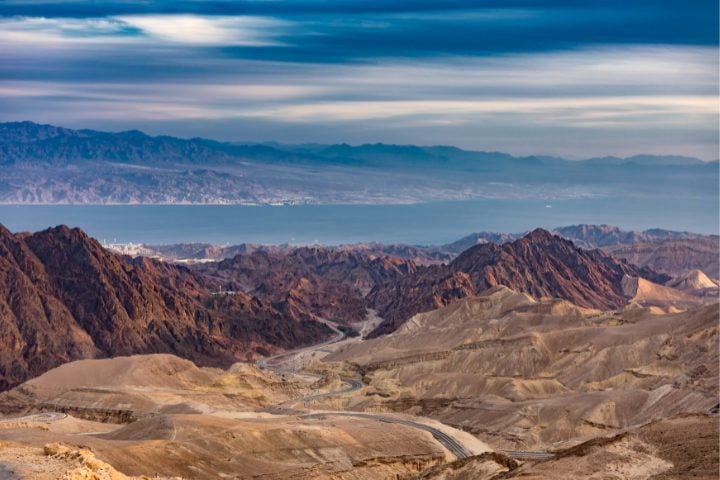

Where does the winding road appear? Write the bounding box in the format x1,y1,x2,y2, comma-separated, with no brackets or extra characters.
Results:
256,318,478,460
301,412,472,459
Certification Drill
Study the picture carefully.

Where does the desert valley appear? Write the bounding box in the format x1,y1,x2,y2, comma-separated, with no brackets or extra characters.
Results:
0,223,717,479
1,1,718,478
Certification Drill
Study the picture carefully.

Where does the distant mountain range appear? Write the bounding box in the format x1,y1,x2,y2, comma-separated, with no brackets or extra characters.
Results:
1,222,717,390
145,223,719,278
1,121,717,204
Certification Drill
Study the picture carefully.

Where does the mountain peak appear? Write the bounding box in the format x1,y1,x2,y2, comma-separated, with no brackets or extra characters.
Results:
523,228,559,243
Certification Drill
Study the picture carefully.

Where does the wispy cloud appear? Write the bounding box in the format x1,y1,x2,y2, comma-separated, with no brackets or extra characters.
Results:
0,1,717,158
116,15,289,46
0,14,290,46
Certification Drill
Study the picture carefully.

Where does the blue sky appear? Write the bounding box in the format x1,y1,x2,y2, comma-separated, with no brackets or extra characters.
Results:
1,1,718,158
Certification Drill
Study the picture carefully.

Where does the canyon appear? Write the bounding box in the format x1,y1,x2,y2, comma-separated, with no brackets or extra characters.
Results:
0,223,717,479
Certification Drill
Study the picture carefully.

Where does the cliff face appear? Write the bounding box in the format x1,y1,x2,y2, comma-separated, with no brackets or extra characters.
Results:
367,229,669,336
0,225,330,390
196,247,417,324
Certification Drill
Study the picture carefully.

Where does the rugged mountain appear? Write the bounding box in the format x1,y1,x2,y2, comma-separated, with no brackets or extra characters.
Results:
1,121,717,204
148,241,451,266
553,224,709,249
440,225,719,279
367,229,669,336
442,224,712,253
0,224,330,390
604,236,720,278
196,247,417,323
441,232,522,254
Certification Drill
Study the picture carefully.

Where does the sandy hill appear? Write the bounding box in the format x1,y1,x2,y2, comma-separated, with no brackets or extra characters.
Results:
0,354,504,479
0,354,298,419
666,269,720,291
327,287,719,451
620,275,704,309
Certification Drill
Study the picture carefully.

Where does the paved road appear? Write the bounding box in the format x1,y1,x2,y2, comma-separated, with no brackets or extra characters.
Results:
503,450,556,460
0,412,66,424
301,412,473,459
296,378,364,403
256,318,477,461
256,319,345,373
0,463,19,480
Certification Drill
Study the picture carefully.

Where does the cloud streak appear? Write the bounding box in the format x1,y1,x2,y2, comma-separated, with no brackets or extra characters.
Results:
0,1,717,159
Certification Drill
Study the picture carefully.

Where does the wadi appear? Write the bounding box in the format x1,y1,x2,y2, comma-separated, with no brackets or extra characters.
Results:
0,223,717,479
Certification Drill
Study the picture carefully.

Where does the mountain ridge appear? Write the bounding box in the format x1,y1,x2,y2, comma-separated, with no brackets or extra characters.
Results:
367,228,670,336
1,121,717,205
0,223,332,390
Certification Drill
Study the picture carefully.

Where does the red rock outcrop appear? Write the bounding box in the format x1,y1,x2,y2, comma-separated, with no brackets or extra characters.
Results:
367,229,669,336
0,225,330,390
196,247,417,323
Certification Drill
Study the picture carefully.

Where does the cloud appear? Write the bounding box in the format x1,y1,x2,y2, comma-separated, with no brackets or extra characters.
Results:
0,14,290,47
0,2,717,159
116,15,289,46
1,45,716,158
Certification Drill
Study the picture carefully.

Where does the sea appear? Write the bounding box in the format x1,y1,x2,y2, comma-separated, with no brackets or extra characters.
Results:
0,196,717,246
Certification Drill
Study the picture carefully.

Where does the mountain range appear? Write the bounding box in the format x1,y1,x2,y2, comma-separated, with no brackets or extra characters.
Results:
0,224,330,390
3,222,711,391
1,121,717,204
145,223,719,279
366,229,669,336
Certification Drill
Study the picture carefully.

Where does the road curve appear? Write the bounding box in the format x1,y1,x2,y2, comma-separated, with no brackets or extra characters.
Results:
301,412,472,459
502,450,556,460
256,318,475,460
0,412,67,424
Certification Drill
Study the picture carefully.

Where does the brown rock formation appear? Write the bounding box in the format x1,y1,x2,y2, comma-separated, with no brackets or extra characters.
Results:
0,224,330,390
367,229,669,336
196,246,417,323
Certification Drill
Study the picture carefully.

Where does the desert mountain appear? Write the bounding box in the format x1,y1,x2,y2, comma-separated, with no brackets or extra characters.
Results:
195,247,417,323
328,287,719,452
667,269,719,291
604,236,720,278
0,224,330,390
442,224,714,253
1,121,717,204
367,229,669,336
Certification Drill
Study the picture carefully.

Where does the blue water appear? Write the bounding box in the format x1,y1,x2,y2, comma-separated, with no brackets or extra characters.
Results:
0,197,717,245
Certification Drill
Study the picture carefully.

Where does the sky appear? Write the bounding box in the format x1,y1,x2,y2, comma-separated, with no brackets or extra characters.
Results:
0,0,718,159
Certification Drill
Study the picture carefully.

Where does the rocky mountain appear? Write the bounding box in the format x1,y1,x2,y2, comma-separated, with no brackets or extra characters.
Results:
604,237,720,278
367,229,669,336
195,247,418,324
148,241,452,266
441,224,712,253
552,224,709,249
1,121,717,204
438,225,719,279
441,232,522,254
0,224,330,390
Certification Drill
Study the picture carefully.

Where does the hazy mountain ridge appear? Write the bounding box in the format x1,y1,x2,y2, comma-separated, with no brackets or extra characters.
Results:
1,121,717,205
144,224,719,279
